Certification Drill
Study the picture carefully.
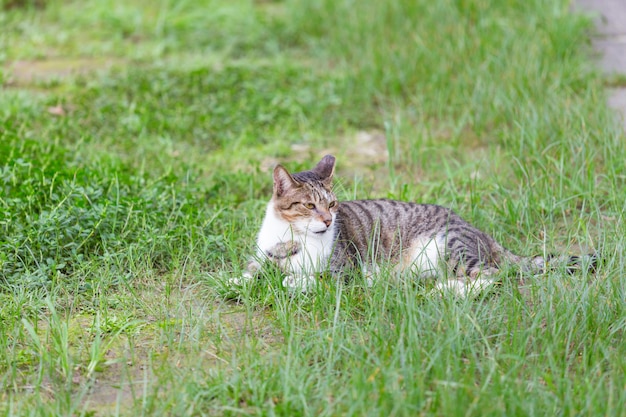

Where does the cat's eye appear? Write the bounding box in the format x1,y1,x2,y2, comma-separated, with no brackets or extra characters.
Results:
303,203,315,209
329,201,337,208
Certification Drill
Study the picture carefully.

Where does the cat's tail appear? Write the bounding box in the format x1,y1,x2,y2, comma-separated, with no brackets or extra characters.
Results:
502,250,601,275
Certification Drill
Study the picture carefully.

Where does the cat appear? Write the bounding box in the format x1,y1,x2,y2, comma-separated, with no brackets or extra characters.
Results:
233,155,597,296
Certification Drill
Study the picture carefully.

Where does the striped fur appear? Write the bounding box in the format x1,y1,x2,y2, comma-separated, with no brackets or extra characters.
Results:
237,155,598,295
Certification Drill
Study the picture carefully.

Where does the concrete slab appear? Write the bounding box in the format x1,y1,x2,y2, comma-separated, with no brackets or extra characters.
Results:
576,0,626,36
594,38,626,74
575,0,626,130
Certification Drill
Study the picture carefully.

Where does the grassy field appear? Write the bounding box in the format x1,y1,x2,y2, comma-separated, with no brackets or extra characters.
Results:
1,0,626,415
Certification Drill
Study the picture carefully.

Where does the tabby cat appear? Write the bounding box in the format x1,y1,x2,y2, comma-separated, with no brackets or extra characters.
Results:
234,155,596,295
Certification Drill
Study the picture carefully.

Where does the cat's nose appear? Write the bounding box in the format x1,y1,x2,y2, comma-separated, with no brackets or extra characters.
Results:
323,219,332,227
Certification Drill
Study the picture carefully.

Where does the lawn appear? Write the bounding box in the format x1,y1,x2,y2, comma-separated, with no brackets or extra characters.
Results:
1,0,625,415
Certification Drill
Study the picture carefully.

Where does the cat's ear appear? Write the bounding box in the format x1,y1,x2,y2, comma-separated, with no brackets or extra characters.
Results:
313,155,335,185
273,165,300,197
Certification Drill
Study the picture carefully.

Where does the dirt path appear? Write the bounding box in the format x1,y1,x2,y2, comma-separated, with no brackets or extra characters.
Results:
576,0,626,129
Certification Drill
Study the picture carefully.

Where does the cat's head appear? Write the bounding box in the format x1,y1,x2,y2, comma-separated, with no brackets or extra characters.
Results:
271,155,338,235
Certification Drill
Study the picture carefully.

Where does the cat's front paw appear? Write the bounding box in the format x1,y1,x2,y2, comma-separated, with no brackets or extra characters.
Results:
228,271,255,287
282,275,317,293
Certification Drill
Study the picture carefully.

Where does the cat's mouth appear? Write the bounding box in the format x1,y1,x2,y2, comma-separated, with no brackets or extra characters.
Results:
310,225,330,234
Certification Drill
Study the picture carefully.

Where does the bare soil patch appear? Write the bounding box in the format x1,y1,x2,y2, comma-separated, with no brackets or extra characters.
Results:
5,57,122,87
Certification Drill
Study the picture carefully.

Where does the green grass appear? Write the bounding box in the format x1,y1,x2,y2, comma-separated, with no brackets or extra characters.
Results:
1,0,626,415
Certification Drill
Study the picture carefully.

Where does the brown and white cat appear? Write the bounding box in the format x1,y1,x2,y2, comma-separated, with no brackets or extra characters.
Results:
234,155,596,295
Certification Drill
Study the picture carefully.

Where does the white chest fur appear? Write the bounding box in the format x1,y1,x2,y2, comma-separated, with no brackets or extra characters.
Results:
256,202,335,275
